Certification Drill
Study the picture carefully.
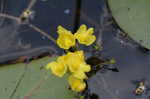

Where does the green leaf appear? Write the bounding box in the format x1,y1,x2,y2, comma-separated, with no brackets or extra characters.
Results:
108,0,150,49
0,57,75,99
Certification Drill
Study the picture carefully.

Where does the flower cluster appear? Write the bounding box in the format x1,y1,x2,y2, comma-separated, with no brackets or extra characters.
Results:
46,24,96,92
46,51,90,92
57,24,96,49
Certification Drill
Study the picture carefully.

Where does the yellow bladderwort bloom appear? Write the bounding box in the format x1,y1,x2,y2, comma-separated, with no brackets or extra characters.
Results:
72,63,91,80
45,25,97,92
46,55,67,77
46,51,91,80
65,51,91,80
74,24,96,46
68,75,86,92
57,26,75,49
72,70,87,80
66,51,84,72
66,51,91,72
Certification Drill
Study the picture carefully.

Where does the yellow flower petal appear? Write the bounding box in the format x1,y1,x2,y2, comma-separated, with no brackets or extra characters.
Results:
66,51,85,72
76,24,87,33
68,75,86,92
57,26,75,49
72,63,91,80
46,61,67,77
57,25,71,34
65,51,91,74
74,50,84,62
57,55,67,65
79,63,91,72
72,71,87,80
74,25,96,46
86,28,94,34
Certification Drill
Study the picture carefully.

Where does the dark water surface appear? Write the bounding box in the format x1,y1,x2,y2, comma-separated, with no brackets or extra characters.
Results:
0,0,75,63
80,0,150,99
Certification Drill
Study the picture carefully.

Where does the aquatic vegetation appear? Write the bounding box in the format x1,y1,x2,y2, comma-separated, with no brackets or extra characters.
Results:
68,75,86,92
46,24,95,92
108,0,150,49
46,60,67,77
57,24,96,49
57,26,76,49
74,24,96,46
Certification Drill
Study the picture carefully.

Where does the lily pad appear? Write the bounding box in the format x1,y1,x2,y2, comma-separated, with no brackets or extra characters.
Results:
108,0,150,49
0,57,75,99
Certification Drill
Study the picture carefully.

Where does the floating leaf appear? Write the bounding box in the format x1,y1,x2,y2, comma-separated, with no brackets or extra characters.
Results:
0,57,75,99
108,0,150,49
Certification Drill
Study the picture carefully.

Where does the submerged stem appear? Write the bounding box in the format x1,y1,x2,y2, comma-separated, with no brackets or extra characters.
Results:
26,0,37,10
0,13,20,22
0,13,56,43
29,24,56,43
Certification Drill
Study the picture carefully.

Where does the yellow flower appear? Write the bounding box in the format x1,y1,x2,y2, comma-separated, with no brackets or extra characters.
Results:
65,51,85,72
72,63,91,80
74,24,96,46
65,51,91,80
57,55,67,65
68,75,86,92
65,51,91,72
72,71,87,80
79,63,91,72
57,26,75,49
46,56,67,77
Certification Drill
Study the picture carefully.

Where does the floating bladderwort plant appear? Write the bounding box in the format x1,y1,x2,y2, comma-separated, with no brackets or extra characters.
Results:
56,24,96,49
45,24,96,92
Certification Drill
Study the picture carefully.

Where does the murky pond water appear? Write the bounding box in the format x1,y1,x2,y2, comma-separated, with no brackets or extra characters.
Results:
82,0,150,99
0,0,75,63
